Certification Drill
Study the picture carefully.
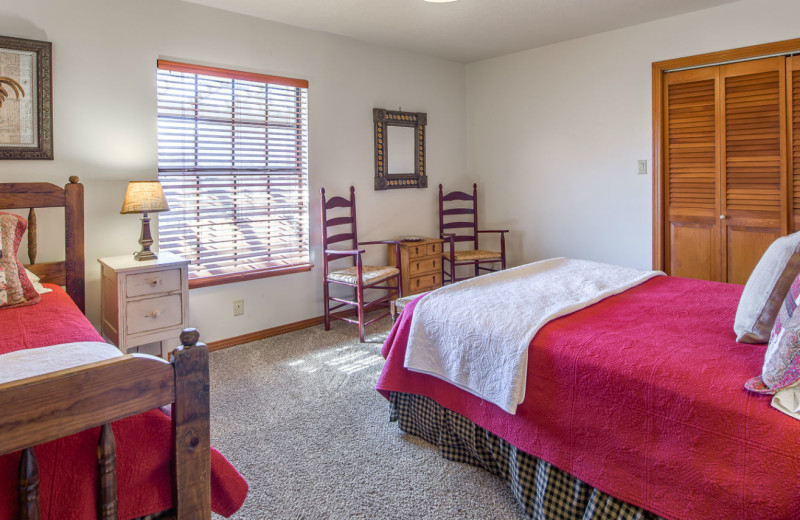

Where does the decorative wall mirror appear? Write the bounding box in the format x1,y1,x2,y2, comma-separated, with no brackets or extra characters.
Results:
373,108,427,190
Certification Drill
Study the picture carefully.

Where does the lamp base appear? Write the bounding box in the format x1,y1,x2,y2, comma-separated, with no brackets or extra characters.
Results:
133,249,158,261
133,213,158,262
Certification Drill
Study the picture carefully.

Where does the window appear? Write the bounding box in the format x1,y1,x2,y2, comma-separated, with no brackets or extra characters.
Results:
156,60,310,288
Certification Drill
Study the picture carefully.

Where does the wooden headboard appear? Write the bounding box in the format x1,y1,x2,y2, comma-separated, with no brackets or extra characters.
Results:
0,177,85,313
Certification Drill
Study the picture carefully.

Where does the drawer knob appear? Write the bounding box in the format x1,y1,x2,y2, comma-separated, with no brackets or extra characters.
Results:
150,279,161,286
146,310,161,319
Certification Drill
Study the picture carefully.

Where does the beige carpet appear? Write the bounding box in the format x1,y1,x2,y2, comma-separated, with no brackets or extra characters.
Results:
208,318,525,519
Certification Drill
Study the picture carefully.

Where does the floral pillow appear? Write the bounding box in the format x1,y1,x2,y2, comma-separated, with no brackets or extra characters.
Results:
746,271,800,394
0,212,40,309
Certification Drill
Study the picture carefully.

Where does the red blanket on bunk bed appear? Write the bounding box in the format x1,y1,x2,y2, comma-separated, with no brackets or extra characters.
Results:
378,276,800,520
0,285,248,519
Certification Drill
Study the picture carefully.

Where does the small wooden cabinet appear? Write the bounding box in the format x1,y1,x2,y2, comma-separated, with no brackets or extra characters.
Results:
99,252,189,359
388,238,443,296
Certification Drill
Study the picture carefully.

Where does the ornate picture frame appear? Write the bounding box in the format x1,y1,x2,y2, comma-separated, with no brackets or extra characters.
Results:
0,35,53,160
374,108,426,190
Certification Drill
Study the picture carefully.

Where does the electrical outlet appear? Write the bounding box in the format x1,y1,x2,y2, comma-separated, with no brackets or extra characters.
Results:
637,160,648,175
233,299,244,316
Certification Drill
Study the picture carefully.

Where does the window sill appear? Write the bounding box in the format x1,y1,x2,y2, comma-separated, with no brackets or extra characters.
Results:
188,263,313,290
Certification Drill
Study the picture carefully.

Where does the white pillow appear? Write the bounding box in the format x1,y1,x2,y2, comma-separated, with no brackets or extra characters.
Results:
24,268,53,295
734,231,800,343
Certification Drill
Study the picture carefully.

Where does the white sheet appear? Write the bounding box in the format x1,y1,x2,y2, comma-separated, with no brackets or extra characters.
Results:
403,258,664,414
0,341,122,384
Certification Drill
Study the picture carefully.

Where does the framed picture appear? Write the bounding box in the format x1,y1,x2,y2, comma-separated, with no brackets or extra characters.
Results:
0,35,52,160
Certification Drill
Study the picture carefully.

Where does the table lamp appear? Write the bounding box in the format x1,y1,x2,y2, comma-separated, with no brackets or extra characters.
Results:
120,180,170,261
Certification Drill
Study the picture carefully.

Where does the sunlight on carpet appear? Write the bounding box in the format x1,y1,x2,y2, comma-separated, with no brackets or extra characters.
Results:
208,320,523,519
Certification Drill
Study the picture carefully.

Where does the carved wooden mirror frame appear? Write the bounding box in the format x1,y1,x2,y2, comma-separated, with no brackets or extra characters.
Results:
373,108,427,190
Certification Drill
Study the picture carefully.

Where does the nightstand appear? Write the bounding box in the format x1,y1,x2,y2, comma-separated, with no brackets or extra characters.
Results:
387,237,443,297
98,252,189,359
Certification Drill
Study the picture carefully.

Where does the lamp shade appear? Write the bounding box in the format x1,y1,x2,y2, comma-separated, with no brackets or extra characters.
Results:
120,181,170,214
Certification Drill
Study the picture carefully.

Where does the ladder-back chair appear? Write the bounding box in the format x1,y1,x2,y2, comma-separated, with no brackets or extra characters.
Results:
321,186,402,342
438,183,508,284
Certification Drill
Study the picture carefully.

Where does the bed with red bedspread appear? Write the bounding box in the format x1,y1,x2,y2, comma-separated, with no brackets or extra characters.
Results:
0,179,246,519
378,275,800,520
0,285,248,519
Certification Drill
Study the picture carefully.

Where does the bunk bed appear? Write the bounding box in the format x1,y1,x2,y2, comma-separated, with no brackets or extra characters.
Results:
0,178,247,519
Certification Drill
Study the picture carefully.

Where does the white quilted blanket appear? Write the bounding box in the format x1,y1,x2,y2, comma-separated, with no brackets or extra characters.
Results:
403,258,663,414
0,342,122,384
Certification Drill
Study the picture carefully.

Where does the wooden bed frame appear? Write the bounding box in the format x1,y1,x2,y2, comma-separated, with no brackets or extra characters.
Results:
0,176,85,313
0,179,213,520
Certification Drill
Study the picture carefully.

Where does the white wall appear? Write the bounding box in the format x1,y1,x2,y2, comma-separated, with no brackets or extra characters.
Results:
0,0,466,342
465,0,800,271
9,0,797,343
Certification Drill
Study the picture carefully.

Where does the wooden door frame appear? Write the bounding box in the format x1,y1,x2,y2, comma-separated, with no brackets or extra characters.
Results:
652,37,800,271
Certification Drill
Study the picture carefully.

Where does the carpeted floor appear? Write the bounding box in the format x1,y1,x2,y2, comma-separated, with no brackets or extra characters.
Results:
208,318,526,519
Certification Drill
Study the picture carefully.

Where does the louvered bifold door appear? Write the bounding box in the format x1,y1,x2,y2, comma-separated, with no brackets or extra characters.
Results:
788,56,800,232
665,67,721,281
719,57,787,285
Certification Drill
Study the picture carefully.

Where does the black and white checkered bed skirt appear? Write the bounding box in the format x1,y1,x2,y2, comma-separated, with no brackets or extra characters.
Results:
388,392,665,520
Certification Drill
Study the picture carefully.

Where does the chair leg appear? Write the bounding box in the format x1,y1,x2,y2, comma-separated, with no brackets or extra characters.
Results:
474,260,479,278
500,233,506,271
356,284,365,343
323,281,331,331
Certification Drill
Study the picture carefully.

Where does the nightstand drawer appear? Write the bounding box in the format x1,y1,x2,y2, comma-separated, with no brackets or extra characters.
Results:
126,268,182,297
409,257,439,276
410,273,440,293
426,242,441,256
126,294,183,334
408,244,427,259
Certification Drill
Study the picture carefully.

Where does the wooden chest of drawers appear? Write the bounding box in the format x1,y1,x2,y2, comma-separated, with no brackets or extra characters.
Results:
99,252,189,359
388,238,443,297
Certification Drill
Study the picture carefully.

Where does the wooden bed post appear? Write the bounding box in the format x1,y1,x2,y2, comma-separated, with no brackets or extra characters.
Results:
17,448,40,520
171,329,211,520
64,176,85,314
97,423,118,520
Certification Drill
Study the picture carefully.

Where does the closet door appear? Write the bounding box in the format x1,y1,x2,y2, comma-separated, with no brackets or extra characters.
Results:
664,67,720,281
719,58,787,285
789,56,800,232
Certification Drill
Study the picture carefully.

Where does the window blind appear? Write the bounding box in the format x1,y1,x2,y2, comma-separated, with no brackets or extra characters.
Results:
156,60,310,286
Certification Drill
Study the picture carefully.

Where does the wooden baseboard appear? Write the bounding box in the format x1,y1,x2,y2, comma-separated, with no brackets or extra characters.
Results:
206,309,361,352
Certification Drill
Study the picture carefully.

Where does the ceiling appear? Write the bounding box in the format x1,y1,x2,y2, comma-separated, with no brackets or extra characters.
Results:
182,0,739,63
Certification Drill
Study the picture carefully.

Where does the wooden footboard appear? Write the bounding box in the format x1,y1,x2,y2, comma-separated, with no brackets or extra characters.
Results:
0,329,211,520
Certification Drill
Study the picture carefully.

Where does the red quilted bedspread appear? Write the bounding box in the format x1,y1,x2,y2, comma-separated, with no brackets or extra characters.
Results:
378,276,800,520
0,283,105,354
0,285,248,519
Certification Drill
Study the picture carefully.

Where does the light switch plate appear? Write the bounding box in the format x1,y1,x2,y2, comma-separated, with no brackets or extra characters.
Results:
637,160,647,175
